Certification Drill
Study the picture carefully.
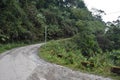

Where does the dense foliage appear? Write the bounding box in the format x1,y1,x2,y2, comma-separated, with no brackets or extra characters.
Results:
39,39,120,79
0,0,105,44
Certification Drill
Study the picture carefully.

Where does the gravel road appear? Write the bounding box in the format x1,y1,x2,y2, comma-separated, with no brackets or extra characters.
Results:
0,44,112,80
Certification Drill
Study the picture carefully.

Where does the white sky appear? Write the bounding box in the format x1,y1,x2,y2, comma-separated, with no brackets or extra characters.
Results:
83,0,120,22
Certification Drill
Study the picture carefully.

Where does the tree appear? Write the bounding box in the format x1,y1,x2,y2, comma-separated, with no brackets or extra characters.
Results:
91,8,106,21
0,0,106,44
73,31,100,57
74,20,100,57
106,23,120,50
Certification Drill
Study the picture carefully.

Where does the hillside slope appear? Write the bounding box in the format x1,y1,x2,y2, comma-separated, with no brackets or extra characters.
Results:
0,0,106,43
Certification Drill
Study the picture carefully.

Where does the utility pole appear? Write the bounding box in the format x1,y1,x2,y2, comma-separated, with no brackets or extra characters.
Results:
45,26,47,47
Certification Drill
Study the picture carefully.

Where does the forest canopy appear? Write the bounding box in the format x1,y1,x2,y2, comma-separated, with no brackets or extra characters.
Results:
0,0,105,43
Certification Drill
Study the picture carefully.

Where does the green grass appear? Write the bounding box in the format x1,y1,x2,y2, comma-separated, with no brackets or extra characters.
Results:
0,42,27,54
39,39,120,80
0,40,44,54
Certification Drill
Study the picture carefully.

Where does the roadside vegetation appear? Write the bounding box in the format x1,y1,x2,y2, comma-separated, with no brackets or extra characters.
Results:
0,42,28,53
39,38,120,80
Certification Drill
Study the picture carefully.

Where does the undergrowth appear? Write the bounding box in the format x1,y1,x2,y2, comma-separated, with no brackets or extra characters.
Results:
0,42,27,54
39,39,120,80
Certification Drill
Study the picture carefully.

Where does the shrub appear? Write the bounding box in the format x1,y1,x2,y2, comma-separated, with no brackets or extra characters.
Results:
73,32,100,57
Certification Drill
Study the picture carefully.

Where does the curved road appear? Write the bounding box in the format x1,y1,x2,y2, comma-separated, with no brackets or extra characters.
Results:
0,44,112,80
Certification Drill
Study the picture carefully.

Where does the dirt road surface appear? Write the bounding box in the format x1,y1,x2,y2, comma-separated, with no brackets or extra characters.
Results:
0,44,112,80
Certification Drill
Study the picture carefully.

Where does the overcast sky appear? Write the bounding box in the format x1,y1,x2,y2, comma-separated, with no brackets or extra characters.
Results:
83,0,120,22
